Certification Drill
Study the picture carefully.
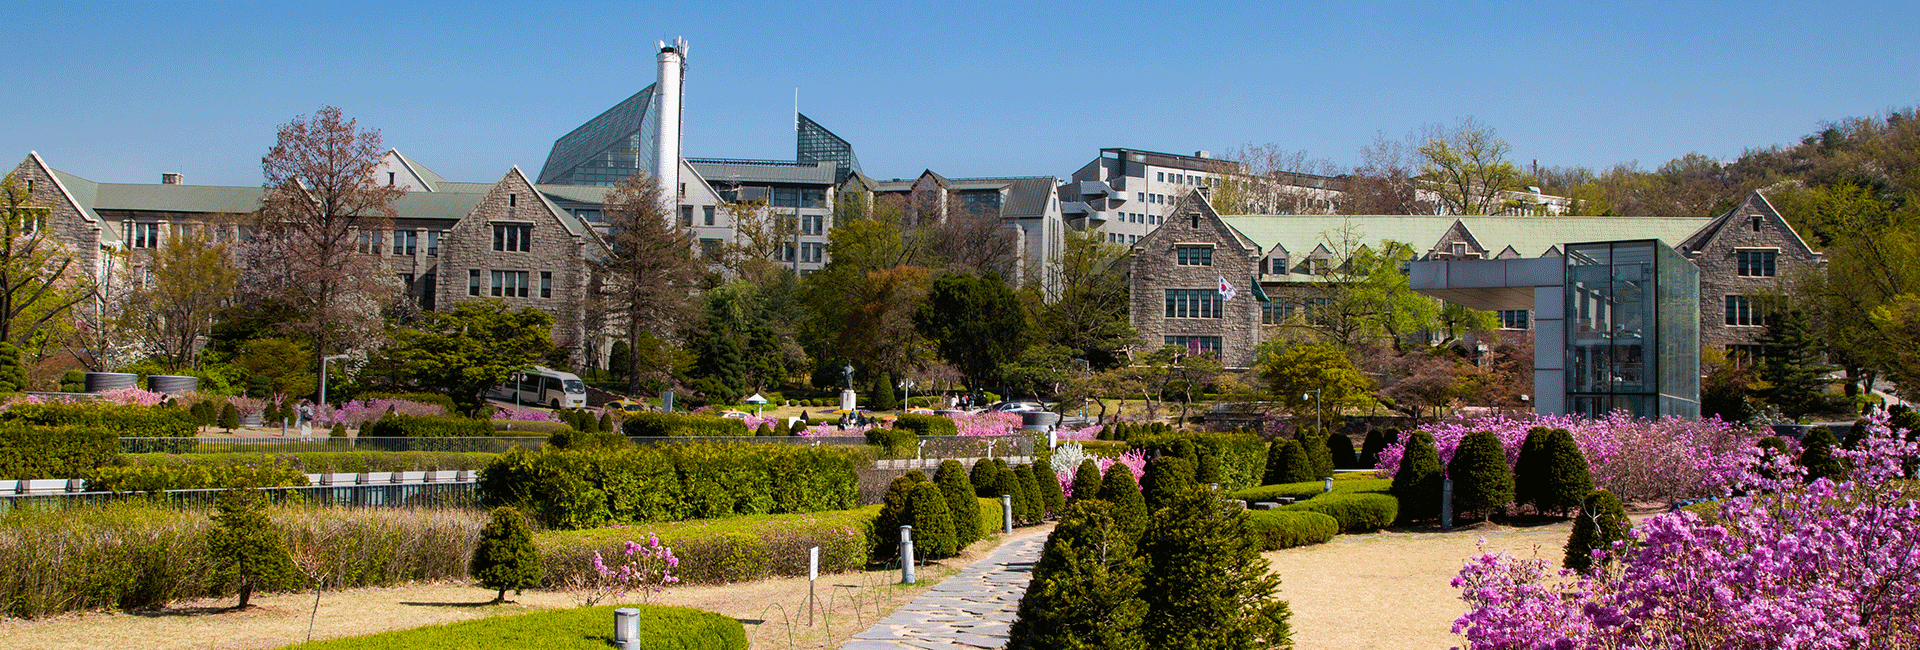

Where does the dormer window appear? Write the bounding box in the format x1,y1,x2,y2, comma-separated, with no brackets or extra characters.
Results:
1190,215,1200,229
1450,242,1468,257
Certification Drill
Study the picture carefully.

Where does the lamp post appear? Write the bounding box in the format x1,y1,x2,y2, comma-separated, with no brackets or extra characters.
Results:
1304,388,1322,433
319,354,351,405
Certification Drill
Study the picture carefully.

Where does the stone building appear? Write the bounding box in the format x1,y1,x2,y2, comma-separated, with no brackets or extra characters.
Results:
432,167,602,353
1675,191,1824,360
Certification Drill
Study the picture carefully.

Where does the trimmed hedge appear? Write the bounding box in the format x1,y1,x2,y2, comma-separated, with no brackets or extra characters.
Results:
0,422,117,479
118,451,499,473
1231,477,1392,503
83,462,309,493
1,402,195,438
1280,493,1398,533
893,413,958,437
354,392,459,413
360,414,503,452
1244,510,1340,550
478,443,860,529
281,605,746,650
540,507,877,585
621,413,750,437
1128,431,1267,491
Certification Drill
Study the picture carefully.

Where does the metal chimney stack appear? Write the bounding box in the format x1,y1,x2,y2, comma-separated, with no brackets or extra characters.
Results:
655,37,687,217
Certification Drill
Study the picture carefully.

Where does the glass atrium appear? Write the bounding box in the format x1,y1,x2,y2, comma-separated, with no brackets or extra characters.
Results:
537,85,661,186
796,113,862,184
1564,240,1700,419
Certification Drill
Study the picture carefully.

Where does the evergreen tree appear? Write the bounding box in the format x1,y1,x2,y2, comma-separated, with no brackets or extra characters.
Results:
1007,500,1148,650
971,458,1002,498
1448,430,1515,521
1294,429,1334,479
1263,439,1316,486
1510,427,1552,513
935,460,982,550
1756,435,1790,480
1035,463,1066,519
1532,429,1593,515
218,402,240,432
1193,447,1222,485
871,372,899,411
1140,489,1291,649
1140,456,1195,512
689,311,749,406
471,506,543,604
1359,430,1387,468
1171,439,1197,462
208,488,299,609
1098,462,1148,540
1070,459,1103,503
190,400,216,429
1563,489,1629,573
908,482,958,559
1015,464,1043,525
0,342,25,395
608,339,632,379
1390,431,1444,524
1844,419,1869,450
873,471,928,561
598,412,614,433
1327,432,1359,470
329,422,348,438
1796,428,1845,482
1757,308,1836,418
788,417,808,436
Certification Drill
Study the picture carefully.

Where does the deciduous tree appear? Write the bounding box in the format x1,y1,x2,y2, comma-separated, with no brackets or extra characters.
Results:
915,272,1025,391
124,229,239,368
0,174,93,361
593,172,700,396
367,300,553,411
1418,117,1520,215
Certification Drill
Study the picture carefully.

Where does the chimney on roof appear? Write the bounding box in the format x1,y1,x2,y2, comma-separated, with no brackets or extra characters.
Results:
1195,151,1211,159
161,173,183,185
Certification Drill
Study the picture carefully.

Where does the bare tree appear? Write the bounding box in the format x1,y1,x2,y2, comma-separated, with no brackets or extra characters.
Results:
1210,144,1342,214
0,174,94,360
926,199,1019,277
1342,132,1434,215
124,228,240,369
251,106,406,387
592,172,700,395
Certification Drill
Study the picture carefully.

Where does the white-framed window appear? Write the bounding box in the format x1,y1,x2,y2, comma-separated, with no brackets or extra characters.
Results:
801,242,824,263
802,213,823,235
391,230,417,256
131,222,158,248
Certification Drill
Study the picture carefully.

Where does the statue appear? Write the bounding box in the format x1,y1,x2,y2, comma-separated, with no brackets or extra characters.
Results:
842,364,855,391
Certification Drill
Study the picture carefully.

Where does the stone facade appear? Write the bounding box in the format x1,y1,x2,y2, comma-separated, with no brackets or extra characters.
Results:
433,167,598,359
1128,195,1264,368
1677,191,1824,354
9,153,109,281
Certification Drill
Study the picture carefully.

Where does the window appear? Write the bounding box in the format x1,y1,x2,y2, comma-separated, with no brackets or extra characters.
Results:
1726,295,1768,326
1737,250,1777,277
1497,309,1532,330
357,229,382,254
772,188,801,208
1176,246,1213,266
388,171,396,186
508,193,517,207
420,273,435,310
678,205,693,226
427,230,441,256
131,222,157,248
1262,301,1292,324
493,224,530,252
1727,344,1764,368
1164,289,1223,318
1450,242,1468,257
802,213,823,235
1750,216,1763,232
1190,215,1200,228
1303,297,1334,324
1270,258,1288,274
1164,335,1222,355
802,189,826,208
802,242,824,263
1138,192,1146,202
490,270,529,298
391,230,417,256
703,206,715,226
781,244,797,262
467,270,480,296
1157,172,1165,182
540,271,553,298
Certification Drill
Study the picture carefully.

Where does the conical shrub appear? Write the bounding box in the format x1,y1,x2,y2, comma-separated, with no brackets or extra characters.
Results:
1294,429,1333,479
1035,463,1065,519
1263,439,1316,486
1140,488,1291,648
1327,433,1358,470
872,471,928,562
1007,500,1147,650
1530,429,1592,515
1098,462,1148,540
1448,430,1514,521
908,481,957,559
1511,427,1552,512
971,458,1003,498
1070,459,1103,503
1141,456,1195,512
1563,489,1629,573
1390,431,1443,524
935,459,982,549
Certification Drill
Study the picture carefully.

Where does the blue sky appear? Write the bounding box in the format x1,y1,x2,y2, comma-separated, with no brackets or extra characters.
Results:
6,1,1917,187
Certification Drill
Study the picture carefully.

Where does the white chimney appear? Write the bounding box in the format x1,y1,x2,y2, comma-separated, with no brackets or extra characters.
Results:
655,38,686,216
161,173,183,185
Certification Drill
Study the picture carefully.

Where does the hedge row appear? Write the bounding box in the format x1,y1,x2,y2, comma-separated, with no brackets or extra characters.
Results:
478,444,860,529
2,402,196,438
282,605,746,650
621,413,750,437
0,423,117,479
119,451,500,473
1230,477,1393,503
1128,431,1268,491
363,414,495,438
1280,493,1399,533
1243,510,1340,550
892,413,957,437
540,507,876,586
83,462,309,493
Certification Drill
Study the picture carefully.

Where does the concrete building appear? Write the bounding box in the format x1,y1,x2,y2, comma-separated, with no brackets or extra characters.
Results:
867,170,1067,281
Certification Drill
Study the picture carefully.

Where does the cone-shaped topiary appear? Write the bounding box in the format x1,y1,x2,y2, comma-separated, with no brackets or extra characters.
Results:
907,481,958,559
1294,429,1334,479
190,400,216,429
871,372,899,411
1015,464,1043,525
1007,500,1148,650
329,422,348,438
1511,427,1552,513
598,412,614,433
1098,462,1148,540
1797,428,1845,482
1070,459,1103,503
1390,431,1444,524
935,459,982,549
471,506,543,604
1140,488,1291,649
971,458,1001,498
1327,433,1358,470
1263,439,1316,486
0,342,27,396
209,488,300,609
1448,430,1515,521
1563,489,1629,573
1359,430,1388,468
872,471,928,562
218,402,241,432
1140,456,1195,512
1194,447,1222,485
1530,429,1592,516
1035,463,1065,519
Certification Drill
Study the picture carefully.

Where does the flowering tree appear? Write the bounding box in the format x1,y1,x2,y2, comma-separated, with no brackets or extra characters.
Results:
1452,413,1920,648
591,535,680,605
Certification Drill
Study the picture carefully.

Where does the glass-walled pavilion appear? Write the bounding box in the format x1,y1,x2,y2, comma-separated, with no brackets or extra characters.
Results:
1564,240,1700,419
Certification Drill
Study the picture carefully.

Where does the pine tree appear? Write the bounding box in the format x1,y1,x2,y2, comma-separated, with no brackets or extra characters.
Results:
1327,433,1359,470
1007,500,1148,650
1140,489,1291,649
873,471,928,562
1035,463,1066,519
1263,439,1316,486
190,400,216,430
1390,431,1444,524
971,458,1002,498
1563,489,1629,573
1796,428,1845,482
1294,429,1334,479
599,412,614,433
1531,429,1592,516
1070,459,1103,503
471,506,543,604
1757,308,1836,418
935,460,982,550
218,402,241,432
908,482,958,559
1140,456,1195,512
208,489,299,609
1098,462,1148,540
1448,430,1515,521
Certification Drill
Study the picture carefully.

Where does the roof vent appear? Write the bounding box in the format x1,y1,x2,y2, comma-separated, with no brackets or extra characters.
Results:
161,173,183,185
1195,150,1212,159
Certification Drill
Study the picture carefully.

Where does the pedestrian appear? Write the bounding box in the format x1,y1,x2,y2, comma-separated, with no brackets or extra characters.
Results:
297,401,315,441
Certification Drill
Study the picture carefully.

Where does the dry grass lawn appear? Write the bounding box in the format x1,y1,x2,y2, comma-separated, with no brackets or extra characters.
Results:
0,525,1054,650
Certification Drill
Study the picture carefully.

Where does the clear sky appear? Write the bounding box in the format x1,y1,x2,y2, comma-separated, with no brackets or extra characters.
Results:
6,1,1917,188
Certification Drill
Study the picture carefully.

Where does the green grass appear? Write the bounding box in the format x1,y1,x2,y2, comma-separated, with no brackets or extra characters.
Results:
276,604,745,650
1230,477,1392,503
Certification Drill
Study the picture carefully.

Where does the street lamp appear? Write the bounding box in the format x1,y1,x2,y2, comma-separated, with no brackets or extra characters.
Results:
319,354,351,405
1304,388,1323,433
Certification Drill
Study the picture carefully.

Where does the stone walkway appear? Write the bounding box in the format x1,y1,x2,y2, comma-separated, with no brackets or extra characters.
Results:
840,533,1048,650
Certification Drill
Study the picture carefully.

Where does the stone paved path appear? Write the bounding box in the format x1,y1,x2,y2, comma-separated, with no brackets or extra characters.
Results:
839,533,1048,650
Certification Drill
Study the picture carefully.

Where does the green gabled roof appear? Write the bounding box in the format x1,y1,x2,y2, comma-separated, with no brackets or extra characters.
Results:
47,169,101,220
534,184,612,204
389,191,484,220
689,160,836,185
91,182,263,214
1218,214,1713,261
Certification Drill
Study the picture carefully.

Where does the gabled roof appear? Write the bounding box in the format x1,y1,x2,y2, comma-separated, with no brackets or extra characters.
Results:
689,160,835,185
1676,190,1821,258
1219,214,1713,262
388,149,448,192
1430,219,1487,255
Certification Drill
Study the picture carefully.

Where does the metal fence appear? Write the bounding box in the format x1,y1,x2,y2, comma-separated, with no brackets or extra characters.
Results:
120,433,1037,459
0,481,476,516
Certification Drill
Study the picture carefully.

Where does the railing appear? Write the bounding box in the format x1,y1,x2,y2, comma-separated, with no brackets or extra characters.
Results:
120,433,1038,458
0,481,477,515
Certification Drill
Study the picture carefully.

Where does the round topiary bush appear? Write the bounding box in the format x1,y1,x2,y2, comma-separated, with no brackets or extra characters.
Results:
1070,459,1102,503
1097,462,1148,540
1563,489,1629,572
1448,430,1514,521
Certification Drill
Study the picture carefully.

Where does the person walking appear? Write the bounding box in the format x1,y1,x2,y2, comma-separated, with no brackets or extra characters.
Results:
297,401,315,441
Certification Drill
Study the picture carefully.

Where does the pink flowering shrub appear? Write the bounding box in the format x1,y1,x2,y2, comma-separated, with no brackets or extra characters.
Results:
1095,449,1147,483
590,534,680,605
490,405,561,424
320,398,450,427
953,411,1021,436
1055,424,1103,441
1377,412,1751,505
98,387,166,407
1451,414,1920,648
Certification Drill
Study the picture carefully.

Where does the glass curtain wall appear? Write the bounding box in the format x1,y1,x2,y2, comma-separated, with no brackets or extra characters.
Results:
1564,240,1699,418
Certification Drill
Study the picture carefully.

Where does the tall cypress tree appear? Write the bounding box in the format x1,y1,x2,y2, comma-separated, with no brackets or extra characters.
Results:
1390,431,1443,524
1070,459,1103,503
1098,462,1148,540
935,460,982,550
1035,463,1066,519
1140,489,1291,649
908,482,958,560
1007,500,1148,650
1448,431,1515,521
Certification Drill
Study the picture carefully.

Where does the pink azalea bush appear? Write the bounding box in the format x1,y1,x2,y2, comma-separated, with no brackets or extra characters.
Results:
98,387,166,406
953,411,1022,436
1055,424,1103,441
489,405,561,424
320,398,450,427
1451,413,1920,648
590,534,680,605
1096,449,1147,484
1377,412,1752,505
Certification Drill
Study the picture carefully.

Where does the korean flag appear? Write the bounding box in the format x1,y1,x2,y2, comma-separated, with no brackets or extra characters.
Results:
1217,275,1237,302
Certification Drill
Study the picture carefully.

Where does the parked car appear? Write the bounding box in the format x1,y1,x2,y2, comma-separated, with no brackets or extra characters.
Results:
991,402,1039,413
606,399,651,413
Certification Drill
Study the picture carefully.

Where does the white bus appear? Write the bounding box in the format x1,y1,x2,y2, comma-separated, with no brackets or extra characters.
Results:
490,366,587,409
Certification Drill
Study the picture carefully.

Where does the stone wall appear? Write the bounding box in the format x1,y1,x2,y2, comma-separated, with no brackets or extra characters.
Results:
1689,194,1822,352
1129,199,1263,368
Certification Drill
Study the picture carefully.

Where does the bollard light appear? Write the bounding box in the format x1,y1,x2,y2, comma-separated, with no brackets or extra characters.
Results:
1001,494,1013,534
899,525,916,584
614,607,640,650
